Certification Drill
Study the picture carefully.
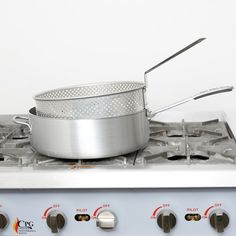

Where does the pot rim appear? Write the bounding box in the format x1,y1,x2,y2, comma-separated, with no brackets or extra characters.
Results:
29,107,148,121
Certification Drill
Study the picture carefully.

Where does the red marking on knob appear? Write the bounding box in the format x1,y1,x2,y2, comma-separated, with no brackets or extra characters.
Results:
203,206,215,217
93,207,103,217
43,207,53,217
152,206,163,217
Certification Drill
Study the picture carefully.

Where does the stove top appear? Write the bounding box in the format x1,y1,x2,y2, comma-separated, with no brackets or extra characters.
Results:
1,114,236,189
0,116,236,168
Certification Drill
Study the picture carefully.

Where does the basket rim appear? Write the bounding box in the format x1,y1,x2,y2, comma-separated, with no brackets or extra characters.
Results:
34,81,145,101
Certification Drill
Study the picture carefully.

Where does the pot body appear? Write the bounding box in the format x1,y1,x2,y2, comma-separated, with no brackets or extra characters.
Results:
28,108,149,159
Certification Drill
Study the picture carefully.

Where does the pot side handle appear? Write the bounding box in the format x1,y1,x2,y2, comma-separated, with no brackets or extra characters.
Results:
13,116,32,133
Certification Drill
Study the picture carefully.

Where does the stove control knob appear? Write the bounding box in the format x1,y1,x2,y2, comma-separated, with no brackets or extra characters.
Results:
0,212,8,230
209,210,229,233
96,210,117,229
157,210,177,233
46,210,66,233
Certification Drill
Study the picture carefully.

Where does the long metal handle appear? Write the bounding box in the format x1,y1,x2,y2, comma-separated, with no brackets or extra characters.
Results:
149,86,234,118
144,38,206,86
13,116,32,133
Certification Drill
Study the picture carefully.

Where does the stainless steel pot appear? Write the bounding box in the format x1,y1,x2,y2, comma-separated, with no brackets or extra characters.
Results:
13,38,234,159
14,107,149,159
13,86,233,159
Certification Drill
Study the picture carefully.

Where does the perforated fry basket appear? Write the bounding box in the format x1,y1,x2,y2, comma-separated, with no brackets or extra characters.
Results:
34,82,146,119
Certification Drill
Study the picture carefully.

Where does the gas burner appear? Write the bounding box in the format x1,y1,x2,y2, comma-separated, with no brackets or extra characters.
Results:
0,116,236,169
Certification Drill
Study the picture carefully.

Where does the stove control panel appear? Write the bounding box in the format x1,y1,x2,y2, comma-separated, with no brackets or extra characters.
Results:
0,188,235,235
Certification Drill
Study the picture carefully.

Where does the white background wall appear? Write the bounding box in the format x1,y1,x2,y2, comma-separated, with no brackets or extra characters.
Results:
0,1,235,127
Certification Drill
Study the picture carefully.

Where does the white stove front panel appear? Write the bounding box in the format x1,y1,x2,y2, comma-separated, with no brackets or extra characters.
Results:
0,188,235,236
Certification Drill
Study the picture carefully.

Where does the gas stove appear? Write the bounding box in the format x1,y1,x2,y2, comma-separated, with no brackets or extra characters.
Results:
0,113,236,235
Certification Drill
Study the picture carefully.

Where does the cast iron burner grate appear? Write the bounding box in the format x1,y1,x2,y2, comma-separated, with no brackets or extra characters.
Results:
0,116,236,168
137,119,236,165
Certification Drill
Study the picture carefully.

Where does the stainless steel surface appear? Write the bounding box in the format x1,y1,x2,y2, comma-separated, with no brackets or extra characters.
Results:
34,82,145,119
25,108,149,159
149,86,234,118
